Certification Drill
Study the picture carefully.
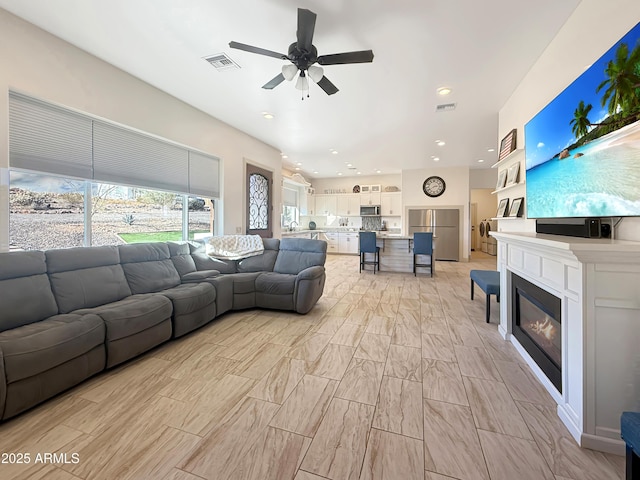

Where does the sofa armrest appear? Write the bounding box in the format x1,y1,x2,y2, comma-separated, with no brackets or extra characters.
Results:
180,270,220,284
294,266,326,314
295,265,325,281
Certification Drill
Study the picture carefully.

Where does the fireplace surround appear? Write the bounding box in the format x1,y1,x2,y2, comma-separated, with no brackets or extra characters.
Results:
492,231,640,455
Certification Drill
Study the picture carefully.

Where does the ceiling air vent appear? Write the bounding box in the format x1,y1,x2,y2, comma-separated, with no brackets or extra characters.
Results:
204,53,240,72
435,102,457,112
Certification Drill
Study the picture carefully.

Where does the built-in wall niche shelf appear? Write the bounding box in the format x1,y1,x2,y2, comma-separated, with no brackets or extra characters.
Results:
491,180,525,195
491,148,524,169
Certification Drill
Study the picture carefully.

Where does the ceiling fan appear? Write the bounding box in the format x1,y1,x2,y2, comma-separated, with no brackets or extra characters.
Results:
229,8,374,97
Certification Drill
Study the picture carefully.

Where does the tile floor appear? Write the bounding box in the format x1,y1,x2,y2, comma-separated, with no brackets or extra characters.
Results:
0,252,625,479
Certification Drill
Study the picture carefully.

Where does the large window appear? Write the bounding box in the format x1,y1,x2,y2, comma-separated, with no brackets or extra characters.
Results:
282,186,299,228
9,171,85,250
8,91,221,250
9,171,215,250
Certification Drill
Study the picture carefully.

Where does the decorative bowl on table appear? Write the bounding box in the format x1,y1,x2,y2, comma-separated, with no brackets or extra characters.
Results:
308,221,316,230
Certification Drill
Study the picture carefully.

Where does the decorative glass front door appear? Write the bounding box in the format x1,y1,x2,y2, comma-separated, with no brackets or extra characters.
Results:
246,164,272,237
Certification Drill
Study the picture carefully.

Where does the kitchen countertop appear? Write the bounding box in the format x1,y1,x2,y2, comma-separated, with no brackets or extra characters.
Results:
282,229,407,238
281,229,325,235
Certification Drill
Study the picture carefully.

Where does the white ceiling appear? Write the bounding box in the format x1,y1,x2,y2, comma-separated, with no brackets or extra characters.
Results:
0,0,581,179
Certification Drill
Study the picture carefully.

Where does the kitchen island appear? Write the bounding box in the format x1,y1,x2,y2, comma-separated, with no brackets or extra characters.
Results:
280,229,324,240
373,234,418,273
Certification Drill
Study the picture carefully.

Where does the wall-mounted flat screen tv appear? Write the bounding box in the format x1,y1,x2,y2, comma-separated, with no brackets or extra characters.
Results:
525,22,640,219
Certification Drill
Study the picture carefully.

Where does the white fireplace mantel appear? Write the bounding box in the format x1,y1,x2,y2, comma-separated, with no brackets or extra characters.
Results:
491,231,640,455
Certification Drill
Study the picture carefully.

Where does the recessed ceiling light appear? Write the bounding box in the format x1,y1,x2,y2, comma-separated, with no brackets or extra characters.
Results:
313,170,318,174
477,159,484,163
346,163,352,167
436,140,446,146
332,150,338,155
376,170,382,173
295,167,301,170
282,155,288,159
262,112,274,119
337,172,343,176
433,157,440,162
296,162,302,166
437,87,452,96
357,172,362,175
487,148,495,152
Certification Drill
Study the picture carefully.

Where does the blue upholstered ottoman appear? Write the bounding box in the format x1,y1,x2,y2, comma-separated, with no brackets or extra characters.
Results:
622,411,640,479
470,270,500,323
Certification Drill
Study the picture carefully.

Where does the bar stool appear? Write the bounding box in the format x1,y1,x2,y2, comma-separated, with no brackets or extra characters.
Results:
413,232,434,276
359,231,380,274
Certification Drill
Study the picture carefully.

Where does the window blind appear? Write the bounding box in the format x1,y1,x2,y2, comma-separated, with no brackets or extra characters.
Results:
283,187,298,207
93,121,189,193
9,92,93,179
9,91,221,198
189,151,220,198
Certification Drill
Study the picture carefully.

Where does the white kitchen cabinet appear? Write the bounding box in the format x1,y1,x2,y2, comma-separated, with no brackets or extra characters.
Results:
336,194,361,216
338,232,359,254
324,232,339,254
381,192,402,216
300,194,315,216
360,191,381,206
314,194,337,216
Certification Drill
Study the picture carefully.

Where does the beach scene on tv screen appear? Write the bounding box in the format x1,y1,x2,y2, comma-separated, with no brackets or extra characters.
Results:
525,22,640,219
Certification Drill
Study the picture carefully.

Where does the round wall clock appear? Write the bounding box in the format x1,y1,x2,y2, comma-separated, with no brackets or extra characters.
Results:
422,176,446,197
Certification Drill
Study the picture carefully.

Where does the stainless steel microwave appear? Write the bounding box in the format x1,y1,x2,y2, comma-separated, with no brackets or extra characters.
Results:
360,205,381,216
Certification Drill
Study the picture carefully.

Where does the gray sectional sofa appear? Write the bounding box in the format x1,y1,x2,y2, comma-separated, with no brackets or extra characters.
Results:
0,237,326,421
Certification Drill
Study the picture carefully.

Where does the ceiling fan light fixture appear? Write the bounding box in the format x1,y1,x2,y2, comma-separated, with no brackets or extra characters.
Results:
308,65,324,82
282,64,298,81
295,73,309,91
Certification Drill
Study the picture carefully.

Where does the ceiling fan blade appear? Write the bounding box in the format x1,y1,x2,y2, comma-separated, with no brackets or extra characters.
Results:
229,41,287,60
316,76,339,95
262,73,286,90
297,8,317,53
317,50,374,65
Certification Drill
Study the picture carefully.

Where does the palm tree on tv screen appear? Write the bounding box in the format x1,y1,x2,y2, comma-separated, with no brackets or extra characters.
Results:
570,100,593,139
596,42,640,119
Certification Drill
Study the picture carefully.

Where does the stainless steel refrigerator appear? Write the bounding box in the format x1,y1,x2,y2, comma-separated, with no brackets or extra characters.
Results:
408,209,459,261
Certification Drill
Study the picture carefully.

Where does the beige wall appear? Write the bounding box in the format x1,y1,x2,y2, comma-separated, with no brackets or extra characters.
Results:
0,8,282,250
471,189,496,225
469,168,497,189
499,0,640,240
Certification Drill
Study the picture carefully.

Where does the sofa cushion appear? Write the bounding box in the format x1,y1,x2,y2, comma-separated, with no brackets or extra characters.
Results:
0,313,105,384
160,283,216,316
237,238,280,273
167,242,198,276
75,294,173,342
181,270,220,283
46,246,132,314
230,272,261,294
119,243,181,294
273,238,327,275
0,251,59,332
255,272,296,295
0,250,48,280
